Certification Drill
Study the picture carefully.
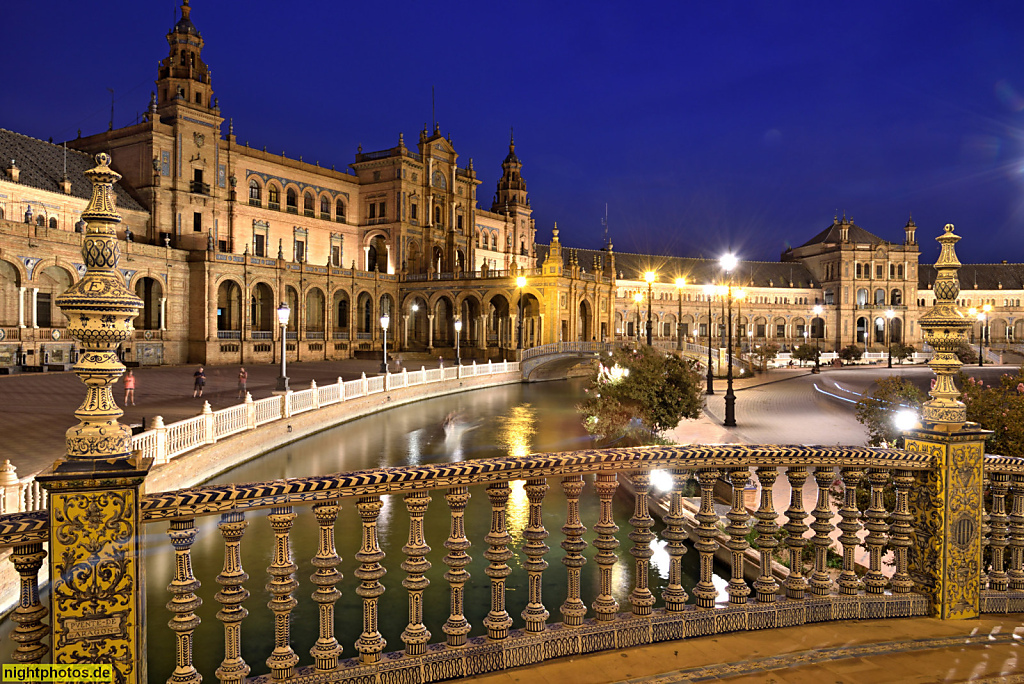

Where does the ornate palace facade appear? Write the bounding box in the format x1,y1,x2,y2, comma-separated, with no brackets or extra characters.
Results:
1,1,1022,369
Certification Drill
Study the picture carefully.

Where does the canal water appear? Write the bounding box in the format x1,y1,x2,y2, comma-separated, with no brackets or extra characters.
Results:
143,380,722,678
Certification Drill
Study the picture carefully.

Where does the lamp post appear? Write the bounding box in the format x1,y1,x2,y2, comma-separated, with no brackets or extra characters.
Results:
721,253,738,427
812,304,822,374
454,316,462,367
675,277,685,350
516,276,526,350
970,304,991,367
644,271,655,346
886,308,895,369
633,292,643,348
275,302,290,392
704,284,715,395
380,312,390,373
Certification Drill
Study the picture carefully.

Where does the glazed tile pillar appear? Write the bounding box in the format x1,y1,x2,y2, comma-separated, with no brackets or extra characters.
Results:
37,153,151,682
904,223,988,620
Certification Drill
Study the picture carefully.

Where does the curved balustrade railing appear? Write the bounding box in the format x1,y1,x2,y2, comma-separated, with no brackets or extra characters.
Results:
2,445,1024,678
117,361,519,471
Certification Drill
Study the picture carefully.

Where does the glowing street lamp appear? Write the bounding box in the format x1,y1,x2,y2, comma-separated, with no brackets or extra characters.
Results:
704,284,715,395
812,304,823,374
886,308,895,368
720,253,738,427
675,277,685,350
633,291,643,348
516,276,526,350
276,302,291,392
453,316,462,367
970,304,992,366
645,271,656,346
380,312,391,373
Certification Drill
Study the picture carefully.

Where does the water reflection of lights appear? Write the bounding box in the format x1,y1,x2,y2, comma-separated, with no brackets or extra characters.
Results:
506,480,530,546
648,539,671,580
498,403,536,459
407,428,422,465
376,494,394,552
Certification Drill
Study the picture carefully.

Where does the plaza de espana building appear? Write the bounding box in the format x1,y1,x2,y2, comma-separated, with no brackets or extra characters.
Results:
1,1,1023,371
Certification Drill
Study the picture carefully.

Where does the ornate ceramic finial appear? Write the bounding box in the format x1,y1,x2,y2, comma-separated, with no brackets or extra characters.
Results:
181,0,191,20
55,153,143,460
398,132,404,147
552,222,559,241
509,126,515,151
228,118,234,136
918,224,971,431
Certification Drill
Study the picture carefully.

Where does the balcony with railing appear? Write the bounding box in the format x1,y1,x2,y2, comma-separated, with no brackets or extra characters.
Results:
189,180,211,195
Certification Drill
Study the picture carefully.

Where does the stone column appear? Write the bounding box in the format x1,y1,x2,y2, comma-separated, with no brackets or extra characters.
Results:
37,154,150,683
17,286,25,328
904,223,989,620
426,313,434,352
478,313,487,349
402,314,409,349
159,296,167,330
30,288,38,328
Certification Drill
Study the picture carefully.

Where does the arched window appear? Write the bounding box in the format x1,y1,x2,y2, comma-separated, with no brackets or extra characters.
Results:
35,215,44,227
268,184,280,207
48,217,57,229
434,205,441,225
320,196,330,218
891,289,903,306
286,188,298,212
303,192,314,216
335,199,346,222
874,288,885,305
491,234,497,249
248,180,261,205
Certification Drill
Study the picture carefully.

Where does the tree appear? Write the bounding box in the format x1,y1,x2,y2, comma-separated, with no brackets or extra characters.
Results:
791,344,819,366
855,376,925,446
890,342,916,364
578,345,704,442
961,370,1024,457
750,343,779,372
838,344,863,365
955,341,978,364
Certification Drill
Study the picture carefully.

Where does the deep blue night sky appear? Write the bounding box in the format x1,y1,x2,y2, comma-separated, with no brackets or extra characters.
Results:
4,1,1024,265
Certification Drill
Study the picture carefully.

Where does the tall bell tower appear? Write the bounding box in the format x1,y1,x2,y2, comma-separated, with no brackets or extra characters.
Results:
492,129,536,267
156,0,217,115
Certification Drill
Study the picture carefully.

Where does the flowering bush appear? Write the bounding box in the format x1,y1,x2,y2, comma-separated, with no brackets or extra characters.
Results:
577,345,704,442
960,370,1024,457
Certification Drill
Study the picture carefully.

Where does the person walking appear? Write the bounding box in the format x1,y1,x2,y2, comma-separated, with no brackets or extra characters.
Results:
124,369,136,406
237,367,248,399
193,366,206,397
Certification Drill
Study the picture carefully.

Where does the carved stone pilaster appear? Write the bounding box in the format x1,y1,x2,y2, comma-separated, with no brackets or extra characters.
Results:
783,467,810,600
9,542,48,664
310,501,343,669
904,223,988,620
215,510,250,684
628,470,655,616
443,486,472,647
521,479,550,632
591,473,619,620
37,152,152,684
354,496,386,663
863,470,890,595
265,506,299,678
167,518,202,684
401,492,431,656
661,469,690,611
693,469,720,608
560,475,588,626
753,467,779,603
